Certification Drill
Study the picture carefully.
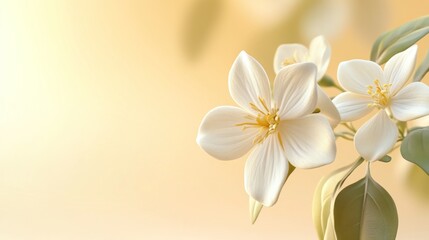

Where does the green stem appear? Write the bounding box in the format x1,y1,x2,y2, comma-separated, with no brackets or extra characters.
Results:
335,134,354,141
341,122,356,133
333,83,345,92
332,157,365,197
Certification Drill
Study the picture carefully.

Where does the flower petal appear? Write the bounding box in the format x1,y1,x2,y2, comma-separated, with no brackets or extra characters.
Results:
337,60,384,94
390,82,429,121
273,44,308,74
308,35,331,80
384,45,417,95
332,92,373,122
273,62,318,120
244,134,288,207
354,111,398,162
316,87,340,127
229,51,272,115
197,106,258,160
279,115,336,168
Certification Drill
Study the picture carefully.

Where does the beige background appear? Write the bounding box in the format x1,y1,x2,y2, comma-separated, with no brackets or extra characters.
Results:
0,0,428,239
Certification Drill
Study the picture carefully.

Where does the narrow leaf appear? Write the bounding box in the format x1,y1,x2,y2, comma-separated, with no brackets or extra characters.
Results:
334,174,398,240
370,15,429,64
312,166,349,239
400,127,429,175
377,27,429,64
414,50,429,82
313,158,364,239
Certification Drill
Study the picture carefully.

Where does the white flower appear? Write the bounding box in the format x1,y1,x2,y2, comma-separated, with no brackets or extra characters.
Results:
197,51,336,206
274,35,340,127
333,45,429,162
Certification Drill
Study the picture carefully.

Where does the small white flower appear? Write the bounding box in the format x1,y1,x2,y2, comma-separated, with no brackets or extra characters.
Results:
274,35,340,127
333,45,429,162
197,51,336,206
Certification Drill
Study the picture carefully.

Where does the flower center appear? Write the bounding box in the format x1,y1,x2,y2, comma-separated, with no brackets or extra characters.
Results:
281,52,304,67
282,57,297,67
236,97,280,144
367,79,391,109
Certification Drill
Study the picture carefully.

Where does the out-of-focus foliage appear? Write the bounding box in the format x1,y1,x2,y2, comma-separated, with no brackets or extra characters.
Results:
371,15,429,64
182,0,223,60
414,50,429,82
401,127,429,175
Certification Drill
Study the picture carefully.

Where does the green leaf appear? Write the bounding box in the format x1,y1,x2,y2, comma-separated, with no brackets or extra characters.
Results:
400,127,429,175
379,155,392,163
313,158,364,239
370,15,429,64
414,50,429,82
318,75,335,87
334,174,398,240
313,166,349,239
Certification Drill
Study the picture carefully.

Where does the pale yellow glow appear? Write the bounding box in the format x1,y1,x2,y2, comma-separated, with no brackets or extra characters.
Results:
0,0,428,239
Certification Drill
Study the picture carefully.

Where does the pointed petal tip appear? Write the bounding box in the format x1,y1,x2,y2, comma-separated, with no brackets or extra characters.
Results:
228,50,271,115
311,35,328,44
354,111,398,162
274,62,318,119
244,135,288,207
391,82,429,121
238,50,249,58
277,62,318,77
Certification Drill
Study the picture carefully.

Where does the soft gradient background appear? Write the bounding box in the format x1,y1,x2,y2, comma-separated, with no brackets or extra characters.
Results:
0,0,428,239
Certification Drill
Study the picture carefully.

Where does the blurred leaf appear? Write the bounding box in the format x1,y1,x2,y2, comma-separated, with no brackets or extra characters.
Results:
414,50,429,82
249,164,295,224
334,174,398,240
318,75,335,87
247,0,317,77
400,127,429,175
370,15,429,64
182,0,223,60
351,0,387,43
312,166,349,239
379,155,392,163
404,163,429,201
408,126,426,133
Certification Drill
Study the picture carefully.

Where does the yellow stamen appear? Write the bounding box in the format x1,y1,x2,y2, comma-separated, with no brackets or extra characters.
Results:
367,79,391,109
281,52,302,67
236,97,280,144
282,58,296,67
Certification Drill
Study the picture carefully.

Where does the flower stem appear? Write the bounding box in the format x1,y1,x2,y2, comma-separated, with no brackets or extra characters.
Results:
333,83,345,92
341,122,356,133
332,157,365,197
335,130,355,141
